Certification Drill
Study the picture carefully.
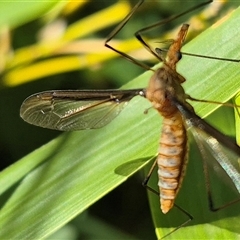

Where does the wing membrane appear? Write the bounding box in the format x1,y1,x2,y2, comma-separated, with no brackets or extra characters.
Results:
173,97,240,194
20,89,144,131
191,127,240,194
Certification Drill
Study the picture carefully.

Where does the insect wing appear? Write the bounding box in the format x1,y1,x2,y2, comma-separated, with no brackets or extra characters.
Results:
191,127,240,194
20,89,144,131
173,97,240,194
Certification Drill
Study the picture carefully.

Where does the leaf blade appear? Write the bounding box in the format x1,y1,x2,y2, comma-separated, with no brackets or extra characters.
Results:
1,5,240,240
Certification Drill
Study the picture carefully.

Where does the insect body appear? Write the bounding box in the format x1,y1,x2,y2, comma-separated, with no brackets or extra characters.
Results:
145,24,190,213
20,6,240,230
20,25,191,215
20,23,240,216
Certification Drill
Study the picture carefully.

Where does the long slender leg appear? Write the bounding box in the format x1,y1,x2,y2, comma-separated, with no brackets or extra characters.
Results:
202,151,240,211
142,158,159,195
135,0,213,57
105,0,214,69
135,0,239,63
143,158,193,239
193,131,240,211
159,205,193,240
105,0,151,70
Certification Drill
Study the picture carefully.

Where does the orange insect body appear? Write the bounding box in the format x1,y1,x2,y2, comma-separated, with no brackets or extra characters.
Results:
146,24,192,213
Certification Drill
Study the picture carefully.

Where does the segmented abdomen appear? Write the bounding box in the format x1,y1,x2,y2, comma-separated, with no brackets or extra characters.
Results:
157,111,187,214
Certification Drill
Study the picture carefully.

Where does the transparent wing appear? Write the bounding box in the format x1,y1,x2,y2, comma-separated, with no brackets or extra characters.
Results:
20,89,144,131
191,127,240,194
173,97,240,194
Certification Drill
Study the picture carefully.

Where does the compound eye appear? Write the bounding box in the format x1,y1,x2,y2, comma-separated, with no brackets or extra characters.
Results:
176,51,182,60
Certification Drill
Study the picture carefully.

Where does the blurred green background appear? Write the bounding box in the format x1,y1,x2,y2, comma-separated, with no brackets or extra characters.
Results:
0,0,239,239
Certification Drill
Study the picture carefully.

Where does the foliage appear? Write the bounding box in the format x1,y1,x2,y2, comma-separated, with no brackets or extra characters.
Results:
0,1,239,239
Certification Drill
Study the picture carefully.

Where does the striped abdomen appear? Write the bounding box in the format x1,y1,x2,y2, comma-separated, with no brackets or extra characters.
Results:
158,112,187,214
145,24,191,214
146,65,189,214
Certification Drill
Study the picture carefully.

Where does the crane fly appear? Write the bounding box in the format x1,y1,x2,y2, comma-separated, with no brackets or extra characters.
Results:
20,23,240,208
20,0,240,238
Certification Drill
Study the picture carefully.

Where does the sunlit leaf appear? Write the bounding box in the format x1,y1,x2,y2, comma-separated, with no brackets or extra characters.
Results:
0,4,240,240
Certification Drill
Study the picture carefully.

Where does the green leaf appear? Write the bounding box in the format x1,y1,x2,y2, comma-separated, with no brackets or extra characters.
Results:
0,1,62,29
0,5,240,240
